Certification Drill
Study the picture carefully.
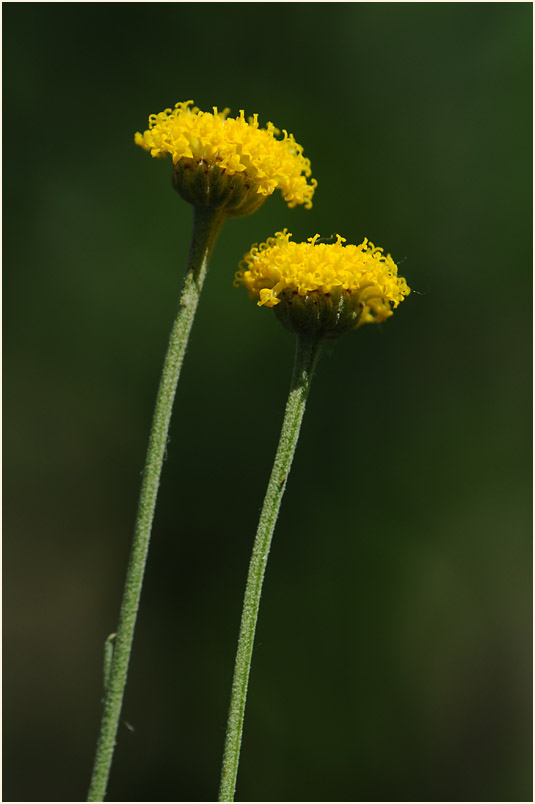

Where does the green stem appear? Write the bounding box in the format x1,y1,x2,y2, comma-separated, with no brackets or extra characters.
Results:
218,334,322,802
87,205,225,802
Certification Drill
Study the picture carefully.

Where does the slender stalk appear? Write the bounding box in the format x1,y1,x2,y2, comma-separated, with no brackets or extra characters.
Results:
88,205,225,802
219,334,322,802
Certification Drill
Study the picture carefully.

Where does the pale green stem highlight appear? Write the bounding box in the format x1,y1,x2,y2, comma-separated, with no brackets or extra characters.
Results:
87,206,225,802
218,334,322,802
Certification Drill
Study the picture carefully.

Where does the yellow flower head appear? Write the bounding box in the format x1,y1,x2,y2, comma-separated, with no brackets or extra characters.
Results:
135,101,317,216
235,231,410,338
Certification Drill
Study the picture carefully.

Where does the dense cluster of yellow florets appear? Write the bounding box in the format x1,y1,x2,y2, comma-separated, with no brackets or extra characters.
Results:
135,101,317,209
236,231,410,325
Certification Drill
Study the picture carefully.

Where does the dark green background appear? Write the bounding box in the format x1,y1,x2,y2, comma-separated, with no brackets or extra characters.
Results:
4,3,532,802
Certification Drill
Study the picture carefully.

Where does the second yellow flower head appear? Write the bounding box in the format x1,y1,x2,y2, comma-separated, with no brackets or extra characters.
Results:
236,231,410,338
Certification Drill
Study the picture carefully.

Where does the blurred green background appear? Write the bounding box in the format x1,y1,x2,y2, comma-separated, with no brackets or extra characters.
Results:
3,3,532,802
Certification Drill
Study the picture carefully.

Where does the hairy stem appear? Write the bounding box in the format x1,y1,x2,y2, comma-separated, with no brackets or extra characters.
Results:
87,206,225,802
218,334,321,802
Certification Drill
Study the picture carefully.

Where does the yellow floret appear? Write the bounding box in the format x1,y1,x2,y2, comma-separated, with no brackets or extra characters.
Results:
135,101,317,209
235,231,410,326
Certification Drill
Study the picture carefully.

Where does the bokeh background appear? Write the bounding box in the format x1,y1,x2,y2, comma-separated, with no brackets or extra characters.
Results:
3,3,532,802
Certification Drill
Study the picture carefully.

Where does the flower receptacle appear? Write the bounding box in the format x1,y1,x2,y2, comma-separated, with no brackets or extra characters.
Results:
273,287,379,340
172,158,267,217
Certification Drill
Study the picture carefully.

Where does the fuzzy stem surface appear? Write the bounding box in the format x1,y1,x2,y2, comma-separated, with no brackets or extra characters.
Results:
218,334,321,802
87,206,225,802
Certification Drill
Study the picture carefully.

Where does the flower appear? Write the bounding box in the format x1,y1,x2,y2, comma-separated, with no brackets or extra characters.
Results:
235,231,410,338
134,101,317,216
